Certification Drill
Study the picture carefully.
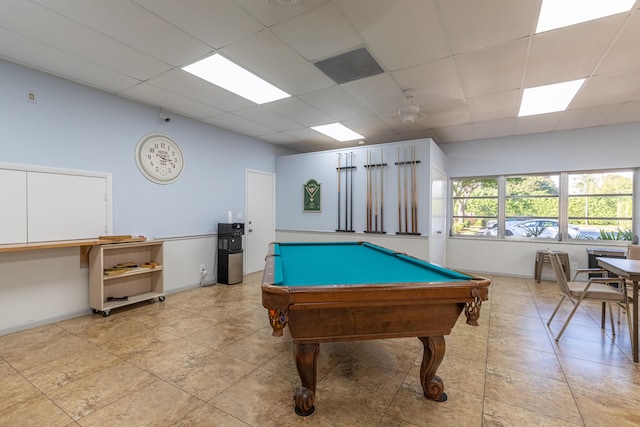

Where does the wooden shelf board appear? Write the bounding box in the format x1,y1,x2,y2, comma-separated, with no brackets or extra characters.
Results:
103,266,163,280
101,292,164,311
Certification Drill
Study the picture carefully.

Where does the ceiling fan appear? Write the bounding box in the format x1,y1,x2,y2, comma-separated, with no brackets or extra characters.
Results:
398,88,421,123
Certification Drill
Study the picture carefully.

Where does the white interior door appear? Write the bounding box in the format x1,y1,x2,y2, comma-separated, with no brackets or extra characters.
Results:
245,169,275,273
430,167,447,266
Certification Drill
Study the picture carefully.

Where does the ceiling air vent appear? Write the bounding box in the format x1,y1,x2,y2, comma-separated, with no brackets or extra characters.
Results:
313,47,383,84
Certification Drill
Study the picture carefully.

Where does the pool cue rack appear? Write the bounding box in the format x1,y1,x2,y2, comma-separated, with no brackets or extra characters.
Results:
364,148,387,234
336,152,356,232
395,145,421,235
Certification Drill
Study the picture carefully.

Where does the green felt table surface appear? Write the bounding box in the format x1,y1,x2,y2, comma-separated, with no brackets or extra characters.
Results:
272,241,470,286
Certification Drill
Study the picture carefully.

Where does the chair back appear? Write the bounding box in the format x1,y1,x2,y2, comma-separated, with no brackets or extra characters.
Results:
628,244,640,260
547,251,571,296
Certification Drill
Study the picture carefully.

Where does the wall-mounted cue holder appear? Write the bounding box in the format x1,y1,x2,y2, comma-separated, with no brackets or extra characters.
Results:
395,145,421,235
364,162,388,234
336,152,356,232
364,147,388,234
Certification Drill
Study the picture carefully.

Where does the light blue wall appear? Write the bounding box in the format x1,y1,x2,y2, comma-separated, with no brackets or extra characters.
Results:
0,58,293,238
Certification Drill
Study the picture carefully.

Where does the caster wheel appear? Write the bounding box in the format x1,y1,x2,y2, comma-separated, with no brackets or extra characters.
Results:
102,311,110,317
92,309,99,314
159,296,165,302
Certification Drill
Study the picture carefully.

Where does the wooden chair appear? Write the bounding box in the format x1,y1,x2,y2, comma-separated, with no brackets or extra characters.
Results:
546,251,631,342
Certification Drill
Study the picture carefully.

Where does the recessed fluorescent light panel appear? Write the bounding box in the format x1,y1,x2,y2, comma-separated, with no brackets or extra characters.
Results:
536,0,635,33
518,78,585,117
311,123,364,142
182,54,290,104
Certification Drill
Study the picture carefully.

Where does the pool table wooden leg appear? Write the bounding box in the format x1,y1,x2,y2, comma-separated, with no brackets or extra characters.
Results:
418,336,447,402
293,342,320,416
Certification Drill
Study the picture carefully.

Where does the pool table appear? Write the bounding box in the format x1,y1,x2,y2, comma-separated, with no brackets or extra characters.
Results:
261,241,490,416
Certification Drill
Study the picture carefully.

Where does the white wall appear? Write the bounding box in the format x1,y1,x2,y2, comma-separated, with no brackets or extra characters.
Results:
276,139,431,235
276,230,429,261
441,123,638,277
0,236,219,335
442,122,640,177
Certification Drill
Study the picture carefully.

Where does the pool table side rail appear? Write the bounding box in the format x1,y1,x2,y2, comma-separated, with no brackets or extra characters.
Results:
261,242,490,338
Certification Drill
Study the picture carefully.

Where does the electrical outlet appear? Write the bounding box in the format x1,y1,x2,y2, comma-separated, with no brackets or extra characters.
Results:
200,264,206,272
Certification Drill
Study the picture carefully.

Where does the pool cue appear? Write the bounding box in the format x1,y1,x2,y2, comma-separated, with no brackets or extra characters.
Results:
412,146,417,234
397,147,401,233
414,147,420,234
380,149,384,232
350,152,353,230
345,152,349,230
404,147,409,233
337,153,341,230
374,151,378,232
367,150,371,231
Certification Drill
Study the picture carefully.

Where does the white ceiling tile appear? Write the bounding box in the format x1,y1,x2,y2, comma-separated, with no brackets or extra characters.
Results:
340,115,398,140
473,118,516,139
603,101,640,125
454,39,528,98
421,100,471,128
284,127,337,144
395,129,439,143
232,0,331,27
571,68,640,109
219,30,334,96
34,0,212,66
337,0,448,71
436,0,537,54
118,83,224,119
265,98,333,127
133,0,264,50
555,105,622,131
0,1,171,80
271,2,363,61
0,28,139,92
467,90,520,122
205,113,275,136
433,123,475,143
299,86,372,120
391,58,464,106
234,106,304,131
342,73,403,115
258,132,300,145
146,69,254,111
378,111,431,133
597,12,640,75
514,112,562,136
524,16,625,87
1,0,639,152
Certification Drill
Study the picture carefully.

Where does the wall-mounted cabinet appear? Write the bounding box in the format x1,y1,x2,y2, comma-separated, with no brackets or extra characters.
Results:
89,240,164,316
0,163,112,245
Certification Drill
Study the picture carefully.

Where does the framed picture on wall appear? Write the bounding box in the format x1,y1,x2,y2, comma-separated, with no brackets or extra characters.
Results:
304,179,321,212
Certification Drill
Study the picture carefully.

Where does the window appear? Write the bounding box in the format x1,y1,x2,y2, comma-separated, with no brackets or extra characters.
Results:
568,171,633,240
451,178,498,236
451,170,635,241
505,175,561,238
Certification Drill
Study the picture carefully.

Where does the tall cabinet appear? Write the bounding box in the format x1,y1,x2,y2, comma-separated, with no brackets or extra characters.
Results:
89,240,164,316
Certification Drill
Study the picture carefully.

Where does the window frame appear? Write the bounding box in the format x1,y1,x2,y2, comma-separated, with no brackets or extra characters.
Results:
450,169,636,242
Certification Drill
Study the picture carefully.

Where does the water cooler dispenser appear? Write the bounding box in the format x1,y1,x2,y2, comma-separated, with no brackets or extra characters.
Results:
217,222,244,284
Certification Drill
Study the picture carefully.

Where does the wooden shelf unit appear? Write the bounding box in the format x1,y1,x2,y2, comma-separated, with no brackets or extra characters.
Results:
89,240,164,316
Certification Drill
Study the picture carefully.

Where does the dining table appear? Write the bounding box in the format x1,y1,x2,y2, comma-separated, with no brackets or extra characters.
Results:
596,257,640,362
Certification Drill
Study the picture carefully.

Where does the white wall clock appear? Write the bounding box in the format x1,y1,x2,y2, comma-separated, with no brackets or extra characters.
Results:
135,133,184,184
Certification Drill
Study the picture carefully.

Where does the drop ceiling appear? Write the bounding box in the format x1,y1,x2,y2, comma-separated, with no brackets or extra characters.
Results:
1,0,639,153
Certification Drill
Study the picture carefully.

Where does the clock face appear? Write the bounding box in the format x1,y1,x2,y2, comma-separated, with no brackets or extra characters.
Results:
135,133,184,184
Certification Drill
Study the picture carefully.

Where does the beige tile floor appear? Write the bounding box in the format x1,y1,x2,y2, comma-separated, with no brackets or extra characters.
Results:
1,272,640,426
